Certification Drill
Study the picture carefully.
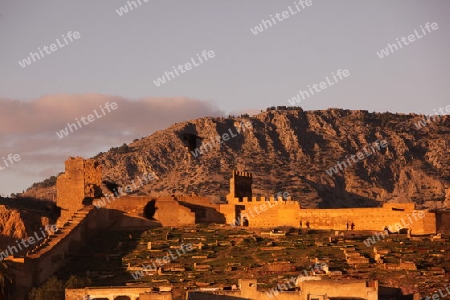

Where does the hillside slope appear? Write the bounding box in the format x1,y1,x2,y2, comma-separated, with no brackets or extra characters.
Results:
26,108,450,209
95,108,450,208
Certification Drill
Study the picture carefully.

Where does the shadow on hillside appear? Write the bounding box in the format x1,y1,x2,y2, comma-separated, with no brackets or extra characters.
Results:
55,209,163,285
302,178,380,208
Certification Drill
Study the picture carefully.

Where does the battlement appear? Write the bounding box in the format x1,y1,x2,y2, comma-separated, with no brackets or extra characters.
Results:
232,170,253,179
230,196,297,204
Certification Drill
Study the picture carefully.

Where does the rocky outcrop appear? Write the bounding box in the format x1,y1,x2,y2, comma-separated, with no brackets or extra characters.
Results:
0,197,59,252
27,108,450,209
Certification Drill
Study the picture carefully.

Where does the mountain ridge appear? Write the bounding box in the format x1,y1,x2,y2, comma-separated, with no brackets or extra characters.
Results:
24,107,450,209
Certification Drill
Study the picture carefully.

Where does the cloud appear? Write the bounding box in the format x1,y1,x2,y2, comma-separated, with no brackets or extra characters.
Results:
0,95,224,195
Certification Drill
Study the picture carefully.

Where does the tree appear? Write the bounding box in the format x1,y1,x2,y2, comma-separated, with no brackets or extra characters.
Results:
0,261,14,299
28,276,64,300
28,275,92,300
65,275,92,289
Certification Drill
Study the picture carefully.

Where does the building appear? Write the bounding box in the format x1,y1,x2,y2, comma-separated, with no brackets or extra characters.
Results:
186,278,378,300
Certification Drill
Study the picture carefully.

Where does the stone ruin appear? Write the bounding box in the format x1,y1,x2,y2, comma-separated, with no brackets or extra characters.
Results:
56,156,102,227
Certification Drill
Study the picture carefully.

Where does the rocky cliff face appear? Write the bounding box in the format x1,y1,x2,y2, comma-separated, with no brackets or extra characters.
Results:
26,108,450,209
0,197,59,251
92,108,450,209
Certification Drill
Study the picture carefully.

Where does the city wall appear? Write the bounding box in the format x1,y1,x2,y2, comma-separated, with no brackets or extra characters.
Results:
11,161,441,298
10,206,111,299
220,197,301,227
298,204,436,234
220,170,436,234
220,197,436,234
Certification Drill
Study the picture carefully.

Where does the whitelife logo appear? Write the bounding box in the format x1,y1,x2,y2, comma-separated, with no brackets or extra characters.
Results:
190,121,253,158
94,172,158,208
130,243,193,279
376,22,438,58
363,211,425,247
153,50,215,87
288,69,350,106
414,105,450,130
18,31,81,68
56,102,118,139
115,0,149,16
0,154,21,172
230,192,290,227
250,0,313,35
0,225,58,261
325,139,388,176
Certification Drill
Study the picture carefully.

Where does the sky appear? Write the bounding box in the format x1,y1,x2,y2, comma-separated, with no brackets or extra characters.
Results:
0,0,449,195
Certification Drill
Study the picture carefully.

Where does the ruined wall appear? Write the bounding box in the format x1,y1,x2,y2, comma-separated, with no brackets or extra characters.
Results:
10,206,112,300
177,196,224,224
56,157,85,226
435,211,450,234
56,157,102,227
95,196,196,227
154,198,195,226
84,159,103,198
227,170,252,201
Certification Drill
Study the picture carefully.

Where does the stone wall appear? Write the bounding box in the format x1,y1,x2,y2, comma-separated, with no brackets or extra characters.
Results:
177,195,224,224
56,157,102,227
219,201,436,234
187,279,378,300
435,211,450,234
220,197,301,227
10,206,111,300
298,204,436,234
66,286,172,300
299,279,378,300
94,196,196,227
221,171,436,233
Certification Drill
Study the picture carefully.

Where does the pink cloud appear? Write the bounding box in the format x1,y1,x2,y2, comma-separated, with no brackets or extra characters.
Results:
0,94,224,194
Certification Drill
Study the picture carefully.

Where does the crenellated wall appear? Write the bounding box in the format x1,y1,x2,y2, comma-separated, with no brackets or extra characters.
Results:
220,196,301,227
220,170,436,233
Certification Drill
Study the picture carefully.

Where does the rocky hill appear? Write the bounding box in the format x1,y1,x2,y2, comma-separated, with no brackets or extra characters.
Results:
26,108,450,209
0,197,60,252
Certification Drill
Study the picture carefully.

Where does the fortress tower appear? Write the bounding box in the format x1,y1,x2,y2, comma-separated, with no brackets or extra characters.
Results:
56,157,102,226
227,170,252,201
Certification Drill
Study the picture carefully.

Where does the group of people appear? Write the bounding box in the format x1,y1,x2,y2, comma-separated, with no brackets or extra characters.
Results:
299,221,355,230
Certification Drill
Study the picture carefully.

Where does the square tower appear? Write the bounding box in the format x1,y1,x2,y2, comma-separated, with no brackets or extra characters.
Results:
56,157,102,226
227,170,252,201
